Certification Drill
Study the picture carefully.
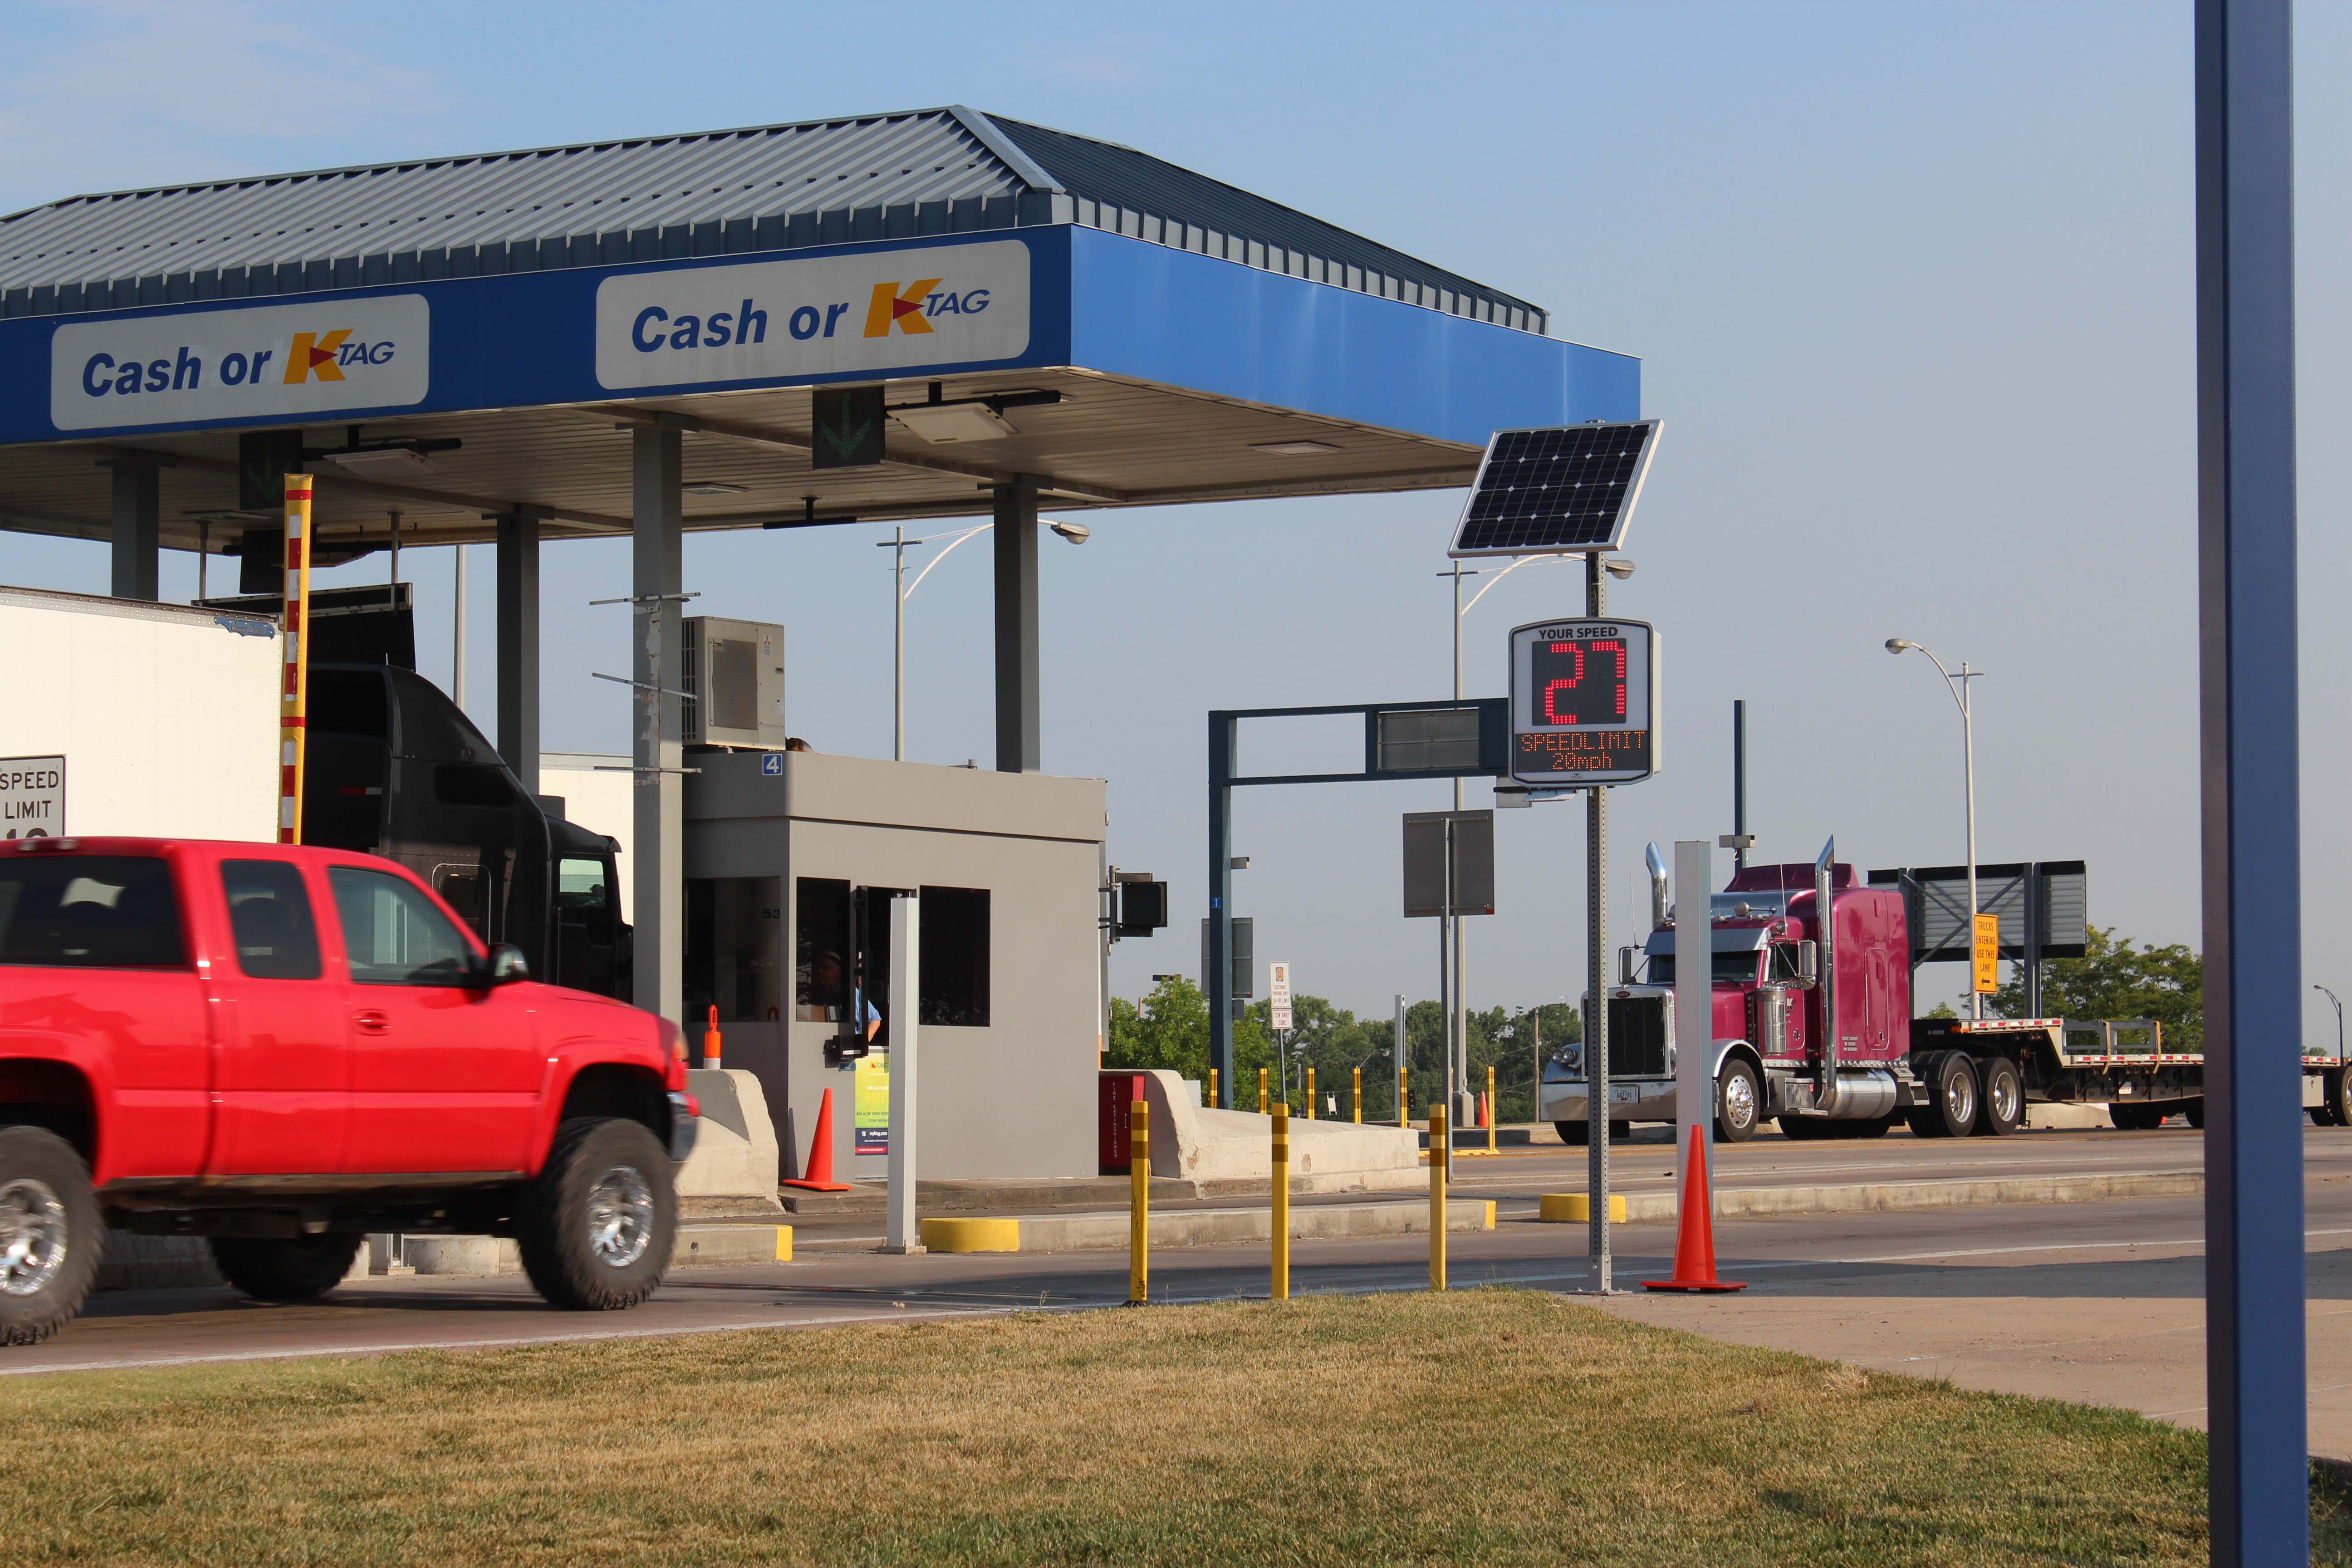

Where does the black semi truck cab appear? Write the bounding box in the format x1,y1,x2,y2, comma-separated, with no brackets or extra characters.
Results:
302,663,628,999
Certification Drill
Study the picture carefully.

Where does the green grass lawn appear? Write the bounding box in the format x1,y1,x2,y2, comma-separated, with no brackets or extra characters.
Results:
7,1289,2344,1566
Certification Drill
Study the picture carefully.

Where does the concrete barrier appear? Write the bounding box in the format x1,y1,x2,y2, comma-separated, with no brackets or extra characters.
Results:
1132,1068,1421,1188
1532,1169,2204,1225
912,1197,1496,1256
679,1068,785,1216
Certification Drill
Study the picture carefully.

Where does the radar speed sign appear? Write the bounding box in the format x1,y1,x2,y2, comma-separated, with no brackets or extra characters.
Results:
1507,618,1661,786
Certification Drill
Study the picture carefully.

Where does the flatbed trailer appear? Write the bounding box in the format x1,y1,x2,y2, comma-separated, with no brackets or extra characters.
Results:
1916,1014,2350,1130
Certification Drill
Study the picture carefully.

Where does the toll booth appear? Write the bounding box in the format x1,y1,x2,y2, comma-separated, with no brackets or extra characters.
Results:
681,749,1103,1182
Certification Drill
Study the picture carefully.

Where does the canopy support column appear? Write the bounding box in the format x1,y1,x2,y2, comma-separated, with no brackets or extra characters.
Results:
632,426,684,1025
495,507,543,799
109,459,160,601
993,475,1040,774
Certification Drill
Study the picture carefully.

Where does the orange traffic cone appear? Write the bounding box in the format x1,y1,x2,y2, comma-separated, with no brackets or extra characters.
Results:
703,1005,722,1068
1643,1125,1747,1292
780,1087,853,1192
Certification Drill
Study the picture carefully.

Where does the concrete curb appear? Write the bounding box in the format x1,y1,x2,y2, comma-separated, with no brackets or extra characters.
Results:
926,1198,1496,1255
1532,1170,2204,1226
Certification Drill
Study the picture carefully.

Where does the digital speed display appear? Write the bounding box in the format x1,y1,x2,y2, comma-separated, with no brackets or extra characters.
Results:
1506,618,1660,786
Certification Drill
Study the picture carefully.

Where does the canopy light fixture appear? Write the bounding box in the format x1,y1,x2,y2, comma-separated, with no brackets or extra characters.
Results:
683,481,748,496
323,446,440,478
885,382,1063,445
1250,440,1342,456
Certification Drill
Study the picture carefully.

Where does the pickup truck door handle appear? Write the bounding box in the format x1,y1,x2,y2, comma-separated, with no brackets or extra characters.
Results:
353,1009,391,1035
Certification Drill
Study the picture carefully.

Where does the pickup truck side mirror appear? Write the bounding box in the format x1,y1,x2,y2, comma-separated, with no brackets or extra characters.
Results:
478,943,531,987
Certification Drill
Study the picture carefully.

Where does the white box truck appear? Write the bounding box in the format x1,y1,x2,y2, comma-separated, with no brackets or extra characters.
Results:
0,584,279,842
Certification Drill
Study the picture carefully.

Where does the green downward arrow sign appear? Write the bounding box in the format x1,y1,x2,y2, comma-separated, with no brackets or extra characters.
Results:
812,386,886,469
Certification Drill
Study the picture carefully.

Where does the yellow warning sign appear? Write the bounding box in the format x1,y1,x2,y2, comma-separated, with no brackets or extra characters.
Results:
1972,912,2000,994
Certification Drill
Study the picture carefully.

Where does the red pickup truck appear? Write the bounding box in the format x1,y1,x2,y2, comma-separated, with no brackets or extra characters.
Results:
0,836,697,1344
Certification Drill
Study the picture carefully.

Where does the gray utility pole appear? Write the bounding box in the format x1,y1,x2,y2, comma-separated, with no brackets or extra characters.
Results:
1732,701,1749,873
1443,561,1477,1127
2195,2,2304,1559
451,543,467,710
1585,551,1611,1294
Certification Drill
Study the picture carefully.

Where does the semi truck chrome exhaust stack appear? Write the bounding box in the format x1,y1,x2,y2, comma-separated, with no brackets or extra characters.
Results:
1813,836,1838,1116
1645,841,1670,931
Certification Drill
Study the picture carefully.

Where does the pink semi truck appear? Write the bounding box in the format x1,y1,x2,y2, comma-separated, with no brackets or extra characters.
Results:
1538,848,2348,1143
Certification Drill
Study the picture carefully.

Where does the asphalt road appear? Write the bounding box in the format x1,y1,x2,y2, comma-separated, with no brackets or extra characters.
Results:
18,1124,2352,1457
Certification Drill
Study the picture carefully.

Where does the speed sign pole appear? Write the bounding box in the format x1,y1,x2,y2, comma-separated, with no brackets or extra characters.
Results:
1582,554,1611,1292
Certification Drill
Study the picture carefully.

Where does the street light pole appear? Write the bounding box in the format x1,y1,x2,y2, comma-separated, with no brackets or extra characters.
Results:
1888,639,1984,1018
2319,985,2345,1066
882,519,1086,762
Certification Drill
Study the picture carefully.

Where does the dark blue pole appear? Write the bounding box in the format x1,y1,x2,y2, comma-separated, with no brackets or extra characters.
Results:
1208,712,1235,1107
2196,3,2304,1562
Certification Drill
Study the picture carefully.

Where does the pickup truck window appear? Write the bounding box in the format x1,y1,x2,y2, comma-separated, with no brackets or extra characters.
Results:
0,855,184,969
221,859,323,980
328,865,472,986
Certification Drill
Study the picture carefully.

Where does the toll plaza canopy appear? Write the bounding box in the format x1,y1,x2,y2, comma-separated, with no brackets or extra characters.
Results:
0,105,1635,545
0,104,1639,1026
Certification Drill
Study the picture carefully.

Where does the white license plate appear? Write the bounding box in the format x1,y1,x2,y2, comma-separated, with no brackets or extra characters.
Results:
1609,1085,1643,1104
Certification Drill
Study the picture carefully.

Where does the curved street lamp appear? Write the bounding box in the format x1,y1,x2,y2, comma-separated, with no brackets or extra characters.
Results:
880,519,1090,760
1887,637,1984,1018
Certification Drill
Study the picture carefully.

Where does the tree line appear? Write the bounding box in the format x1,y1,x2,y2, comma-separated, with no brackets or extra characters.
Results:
1105,977,1581,1125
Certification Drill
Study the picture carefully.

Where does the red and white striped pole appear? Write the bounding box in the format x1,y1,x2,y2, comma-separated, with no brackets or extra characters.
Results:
277,473,312,844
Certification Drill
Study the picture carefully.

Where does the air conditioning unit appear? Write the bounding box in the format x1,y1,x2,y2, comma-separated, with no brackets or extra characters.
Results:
679,616,787,749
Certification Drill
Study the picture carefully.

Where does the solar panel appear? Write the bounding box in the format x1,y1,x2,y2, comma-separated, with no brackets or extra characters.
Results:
1447,420,1661,558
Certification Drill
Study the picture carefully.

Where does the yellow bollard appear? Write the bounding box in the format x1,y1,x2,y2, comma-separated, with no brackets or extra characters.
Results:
1271,1103,1290,1300
1306,1066,1317,1119
1353,1065,1363,1124
1488,1063,1498,1153
1130,1099,1149,1303
1398,1063,1409,1128
1259,1067,1269,1115
1209,1067,1218,1110
1429,1107,1448,1291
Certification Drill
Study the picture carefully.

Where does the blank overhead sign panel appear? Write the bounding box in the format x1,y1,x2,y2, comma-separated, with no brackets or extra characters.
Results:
1449,420,1662,558
1867,862,2087,964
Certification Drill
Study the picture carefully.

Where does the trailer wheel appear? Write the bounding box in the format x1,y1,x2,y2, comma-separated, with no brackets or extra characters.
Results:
1973,1058,2024,1137
2327,1068,2352,1128
1908,1054,1978,1138
2186,1098,2207,1129
2313,1107,2337,1129
1715,1061,1762,1143
1556,1120,1588,1146
2109,1102,2164,1131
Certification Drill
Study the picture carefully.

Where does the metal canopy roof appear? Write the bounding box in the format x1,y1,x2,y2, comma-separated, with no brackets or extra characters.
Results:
0,110,1634,561
0,106,1546,334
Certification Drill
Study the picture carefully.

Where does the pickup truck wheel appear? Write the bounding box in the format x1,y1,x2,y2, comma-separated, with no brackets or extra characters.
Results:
1974,1058,2024,1137
0,1127,100,1346
1715,1061,1761,1143
518,1118,676,1311
209,1235,363,1301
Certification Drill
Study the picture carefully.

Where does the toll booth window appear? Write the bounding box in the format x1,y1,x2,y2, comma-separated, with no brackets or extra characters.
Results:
686,877,782,1024
0,856,185,969
220,859,323,980
918,886,990,1028
795,878,851,1022
329,866,473,986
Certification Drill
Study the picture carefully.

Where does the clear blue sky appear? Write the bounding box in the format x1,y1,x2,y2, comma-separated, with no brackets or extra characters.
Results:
4,1,2345,1037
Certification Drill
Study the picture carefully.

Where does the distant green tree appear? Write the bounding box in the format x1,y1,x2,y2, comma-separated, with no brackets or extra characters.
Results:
1109,983,1581,1122
1989,926,2202,1051
1106,977,1269,1098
